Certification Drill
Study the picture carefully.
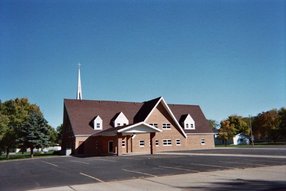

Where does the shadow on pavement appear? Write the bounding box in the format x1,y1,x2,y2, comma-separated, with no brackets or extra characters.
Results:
177,179,286,191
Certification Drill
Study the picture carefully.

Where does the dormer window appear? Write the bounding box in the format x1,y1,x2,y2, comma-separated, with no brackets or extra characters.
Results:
183,114,195,130
93,116,103,130
114,112,129,127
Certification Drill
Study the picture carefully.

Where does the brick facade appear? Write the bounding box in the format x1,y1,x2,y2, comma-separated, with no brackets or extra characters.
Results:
63,97,214,156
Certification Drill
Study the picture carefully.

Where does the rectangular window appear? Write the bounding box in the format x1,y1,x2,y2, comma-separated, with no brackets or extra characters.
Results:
191,124,194,128
201,138,205,145
176,139,181,146
96,123,101,129
163,139,172,146
155,140,159,146
186,124,189,128
150,123,158,128
162,123,171,129
122,140,126,147
117,123,121,126
139,140,145,147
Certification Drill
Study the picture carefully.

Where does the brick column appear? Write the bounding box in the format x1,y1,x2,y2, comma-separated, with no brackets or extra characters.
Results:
117,133,122,156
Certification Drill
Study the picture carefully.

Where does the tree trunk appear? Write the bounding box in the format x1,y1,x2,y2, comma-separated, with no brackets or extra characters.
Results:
30,147,34,158
5,147,10,159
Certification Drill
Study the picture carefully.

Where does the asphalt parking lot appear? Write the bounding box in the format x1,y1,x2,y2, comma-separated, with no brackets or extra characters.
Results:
1,147,286,191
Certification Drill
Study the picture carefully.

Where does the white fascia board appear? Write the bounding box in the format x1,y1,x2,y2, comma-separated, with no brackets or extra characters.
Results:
75,134,92,137
186,133,215,135
118,122,162,133
144,97,187,138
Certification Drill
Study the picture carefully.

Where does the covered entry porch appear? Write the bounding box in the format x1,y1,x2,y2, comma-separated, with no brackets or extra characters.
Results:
99,122,162,156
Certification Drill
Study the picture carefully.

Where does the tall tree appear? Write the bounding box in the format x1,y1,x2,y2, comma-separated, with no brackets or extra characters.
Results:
208,120,219,131
47,125,58,146
218,120,236,146
56,124,63,145
252,109,280,142
228,115,250,135
278,108,286,139
0,98,40,158
18,111,50,158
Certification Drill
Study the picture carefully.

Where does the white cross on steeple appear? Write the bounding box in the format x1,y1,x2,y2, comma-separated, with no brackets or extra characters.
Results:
76,63,82,100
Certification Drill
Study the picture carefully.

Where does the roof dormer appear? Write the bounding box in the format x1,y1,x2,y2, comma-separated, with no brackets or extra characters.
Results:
93,115,103,130
114,112,129,127
183,114,195,130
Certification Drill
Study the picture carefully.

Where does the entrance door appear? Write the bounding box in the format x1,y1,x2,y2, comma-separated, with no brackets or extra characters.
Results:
108,141,114,153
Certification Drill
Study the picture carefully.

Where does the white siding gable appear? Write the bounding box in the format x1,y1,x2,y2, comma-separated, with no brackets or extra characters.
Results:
184,114,195,130
114,112,129,127
94,116,103,130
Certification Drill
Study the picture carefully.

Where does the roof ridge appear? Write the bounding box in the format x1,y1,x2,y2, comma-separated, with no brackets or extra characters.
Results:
64,98,142,104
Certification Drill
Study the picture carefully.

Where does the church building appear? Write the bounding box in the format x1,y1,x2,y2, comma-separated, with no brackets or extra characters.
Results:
62,66,214,156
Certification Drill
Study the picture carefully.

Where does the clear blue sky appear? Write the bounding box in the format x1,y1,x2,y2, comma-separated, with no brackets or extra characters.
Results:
1,0,285,128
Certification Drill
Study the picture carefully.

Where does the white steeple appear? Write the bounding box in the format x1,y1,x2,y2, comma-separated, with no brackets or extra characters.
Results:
76,63,83,100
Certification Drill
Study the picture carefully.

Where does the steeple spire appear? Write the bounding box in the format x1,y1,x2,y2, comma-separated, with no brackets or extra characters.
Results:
76,63,82,100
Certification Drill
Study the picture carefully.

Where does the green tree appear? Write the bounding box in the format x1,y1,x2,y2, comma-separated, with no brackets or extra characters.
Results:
0,98,50,158
18,111,50,158
218,120,236,146
56,124,63,145
228,115,250,135
47,125,58,146
0,98,40,158
208,120,219,131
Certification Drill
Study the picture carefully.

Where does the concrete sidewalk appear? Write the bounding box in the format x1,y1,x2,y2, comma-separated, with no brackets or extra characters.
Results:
29,165,286,191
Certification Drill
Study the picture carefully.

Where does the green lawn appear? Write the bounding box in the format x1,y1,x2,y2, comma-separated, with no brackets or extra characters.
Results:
0,151,61,161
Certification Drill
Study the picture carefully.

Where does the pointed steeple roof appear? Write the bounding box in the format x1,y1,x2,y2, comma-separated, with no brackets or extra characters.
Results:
76,63,82,100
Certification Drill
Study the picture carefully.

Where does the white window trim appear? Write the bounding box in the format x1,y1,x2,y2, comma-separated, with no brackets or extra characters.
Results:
176,139,181,146
139,140,145,147
150,123,158,128
184,114,195,130
162,123,171,130
163,139,172,146
114,112,129,127
122,140,126,148
93,116,103,130
201,138,205,145
155,139,159,147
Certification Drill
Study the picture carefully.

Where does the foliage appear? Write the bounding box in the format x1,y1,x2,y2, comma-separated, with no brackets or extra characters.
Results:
0,98,52,158
17,111,50,158
217,107,286,145
252,109,282,142
278,108,286,137
218,120,236,146
47,125,58,146
0,98,40,158
208,120,219,131
56,124,63,145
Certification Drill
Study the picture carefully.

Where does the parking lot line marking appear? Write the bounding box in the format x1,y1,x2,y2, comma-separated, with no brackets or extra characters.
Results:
94,158,117,162
79,172,104,183
159,165,200,172
122,169,157,177
70,160,89,165
189,162,234,169
219,160,268,167
41,161,58,167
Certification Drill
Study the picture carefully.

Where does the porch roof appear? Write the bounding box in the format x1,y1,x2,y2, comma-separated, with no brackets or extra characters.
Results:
94,122,162,136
